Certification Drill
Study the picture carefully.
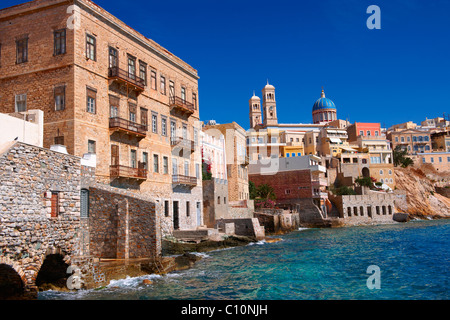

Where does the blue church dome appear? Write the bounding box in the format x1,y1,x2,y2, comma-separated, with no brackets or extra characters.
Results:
312,90,336,111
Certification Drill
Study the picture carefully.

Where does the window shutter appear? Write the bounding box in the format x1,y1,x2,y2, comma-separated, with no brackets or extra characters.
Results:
80,189,89,218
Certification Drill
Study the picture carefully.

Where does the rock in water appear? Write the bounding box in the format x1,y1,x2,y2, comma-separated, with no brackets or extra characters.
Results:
393,212,409,222
142,279,152,285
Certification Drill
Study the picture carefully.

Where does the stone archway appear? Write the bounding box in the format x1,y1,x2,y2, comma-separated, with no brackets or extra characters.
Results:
0,263,26,299
35,253,70,291
362,167,370,178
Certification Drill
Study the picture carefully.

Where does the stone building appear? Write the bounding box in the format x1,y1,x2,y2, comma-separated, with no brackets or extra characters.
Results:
0,0,202,234
388,129,432,154
249,155,329,225
0,141,161,298
328,192,397,226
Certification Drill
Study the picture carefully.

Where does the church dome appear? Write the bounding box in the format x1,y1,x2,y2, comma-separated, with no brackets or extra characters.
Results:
312,89,336,111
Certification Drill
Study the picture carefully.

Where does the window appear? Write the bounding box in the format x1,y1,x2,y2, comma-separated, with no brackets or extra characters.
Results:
88,140,96,154
109,96,119,118
186,201,190,217
54,85,65,111
169,80,175,98
195,163,200,179
163,156,169,174
439,157,442,163
130,150,137,168
447,157,450,162
54,136,64,145
170,120,176,138
16,37,28,64
375,131,379,136
15,94,27,112
407,137,410,142
388,170,392,175
153,154,159,173
413,136,417,142
140,108,147,127
86,88,96,113
431,157,434,163
286,153,290,157
184,160,189,176
142,152,148,170
395,137,398,142
161,117,167,136
379,169,383,175
139,61,147,85
152,113,158,133
151,70,157,90
217,196,221,204
422,158,426,163
54,29,66,55
401,137,404,142
181,87,186,102
80,189,89,218
50,191,59,218
164,200,169,217
424,136,429,141
109,47,118,68
160,75,166,94
425,145,430,151
128,56,136,78
297,153,301,156
359,130,364,136
285,189,291,194
193,93,197,110
86,34,96,61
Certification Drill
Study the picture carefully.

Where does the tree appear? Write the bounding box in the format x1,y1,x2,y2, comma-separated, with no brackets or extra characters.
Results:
255,183,276,200
249,181,257,200
393,145,414,168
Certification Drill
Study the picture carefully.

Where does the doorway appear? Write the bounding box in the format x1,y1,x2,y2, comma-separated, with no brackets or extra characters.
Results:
173,201,179,230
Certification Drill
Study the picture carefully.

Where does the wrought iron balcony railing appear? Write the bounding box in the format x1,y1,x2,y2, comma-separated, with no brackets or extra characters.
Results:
172,174,197,187
109,117,147,137
110,165,147,180
170,137,195,152
108,66,145,91
169,96,195,114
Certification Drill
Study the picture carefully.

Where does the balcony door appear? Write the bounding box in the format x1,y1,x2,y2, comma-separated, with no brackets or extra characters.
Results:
169,80,175,100
173,201,179,230
109,47,118,69
172,158,178,175
111,145,119,166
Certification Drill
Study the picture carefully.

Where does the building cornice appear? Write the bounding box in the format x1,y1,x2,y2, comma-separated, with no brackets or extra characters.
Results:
75,0,199,81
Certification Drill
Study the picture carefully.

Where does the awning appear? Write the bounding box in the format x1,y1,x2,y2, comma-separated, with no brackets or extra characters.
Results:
329,138,341,143
340,146,358,152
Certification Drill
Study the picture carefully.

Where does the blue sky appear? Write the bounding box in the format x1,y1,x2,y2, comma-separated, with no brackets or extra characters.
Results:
3,0,450,129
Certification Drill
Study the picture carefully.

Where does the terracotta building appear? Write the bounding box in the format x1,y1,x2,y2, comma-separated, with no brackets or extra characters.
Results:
0,0,202,234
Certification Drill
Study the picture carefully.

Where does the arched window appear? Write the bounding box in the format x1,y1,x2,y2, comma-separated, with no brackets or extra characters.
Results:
424,136,429,141
413,136,417,142
418,136,423,142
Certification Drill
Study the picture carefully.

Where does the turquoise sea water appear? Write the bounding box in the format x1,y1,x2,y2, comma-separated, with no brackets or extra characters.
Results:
39,219,450,300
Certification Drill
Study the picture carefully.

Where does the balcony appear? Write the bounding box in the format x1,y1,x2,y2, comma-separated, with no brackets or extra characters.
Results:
108,67,145,92
171,137,195,152
110,165,147,180
310,164,326,173
169,96,195,115
109,117,147,138
312,178,328,187
172,174,197,187
313,191,328,199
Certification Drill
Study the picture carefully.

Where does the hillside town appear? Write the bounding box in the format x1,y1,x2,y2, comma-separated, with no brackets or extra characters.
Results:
0,0,449,299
